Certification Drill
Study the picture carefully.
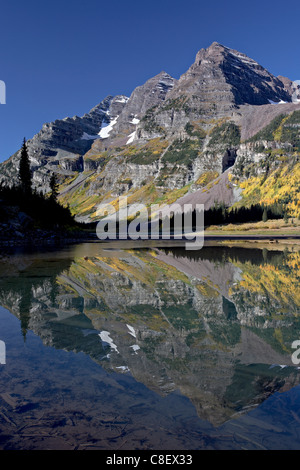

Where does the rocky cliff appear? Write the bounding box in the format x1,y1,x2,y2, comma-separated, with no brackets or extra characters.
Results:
1,42,300,221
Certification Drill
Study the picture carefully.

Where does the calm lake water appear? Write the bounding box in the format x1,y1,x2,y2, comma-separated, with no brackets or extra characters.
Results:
0,240,300,450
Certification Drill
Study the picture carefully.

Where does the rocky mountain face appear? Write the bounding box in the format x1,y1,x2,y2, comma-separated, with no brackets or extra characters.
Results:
137,42,294,138
1,42,300,221
113,71,176,135
0,95,128,190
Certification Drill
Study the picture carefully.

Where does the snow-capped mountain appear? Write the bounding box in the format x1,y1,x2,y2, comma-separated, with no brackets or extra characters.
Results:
1,42,300,220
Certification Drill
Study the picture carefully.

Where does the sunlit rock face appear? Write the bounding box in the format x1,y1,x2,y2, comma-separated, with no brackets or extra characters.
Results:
1,42,300,222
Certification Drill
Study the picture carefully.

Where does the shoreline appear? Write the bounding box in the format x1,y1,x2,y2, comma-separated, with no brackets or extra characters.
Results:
0,233,299,249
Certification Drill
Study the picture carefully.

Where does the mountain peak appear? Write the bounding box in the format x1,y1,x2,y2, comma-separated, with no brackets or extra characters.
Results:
208,41,226,49
196,42,256,64
156,70,171,77
171,42,292,107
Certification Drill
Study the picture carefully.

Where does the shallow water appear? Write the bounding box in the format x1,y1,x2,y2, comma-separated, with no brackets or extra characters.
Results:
0,241,300,450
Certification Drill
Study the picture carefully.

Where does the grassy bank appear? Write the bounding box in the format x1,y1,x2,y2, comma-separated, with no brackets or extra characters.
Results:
205,217,300,237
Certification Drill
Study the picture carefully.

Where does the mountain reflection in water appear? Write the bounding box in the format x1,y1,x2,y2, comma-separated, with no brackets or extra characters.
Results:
0,242,300,449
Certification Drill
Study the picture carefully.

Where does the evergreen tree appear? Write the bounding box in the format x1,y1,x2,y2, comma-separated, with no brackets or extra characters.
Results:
19,138,32,194
49,173,59,202
262,208,268,222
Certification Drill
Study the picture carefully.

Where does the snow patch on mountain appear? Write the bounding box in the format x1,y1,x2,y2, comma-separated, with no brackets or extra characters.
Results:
127,324,137,338
115,96,129,104
99,331,119,353
268,99,287,105
98,116,119,139
130,345,140,354
81,132,101,140
126,130,136,144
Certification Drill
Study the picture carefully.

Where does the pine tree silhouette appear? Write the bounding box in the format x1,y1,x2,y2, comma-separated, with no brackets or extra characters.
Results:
50,173,59,202
262,208,268,222
19,138,32,194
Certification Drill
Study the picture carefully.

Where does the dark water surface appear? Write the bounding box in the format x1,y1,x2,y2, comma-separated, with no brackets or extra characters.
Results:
0,241,300,450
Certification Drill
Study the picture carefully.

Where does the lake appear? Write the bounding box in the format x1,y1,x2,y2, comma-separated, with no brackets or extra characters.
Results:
0,240,300,450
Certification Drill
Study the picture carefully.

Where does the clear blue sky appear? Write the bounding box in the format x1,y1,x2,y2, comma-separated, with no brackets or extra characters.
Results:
0,0,300,162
